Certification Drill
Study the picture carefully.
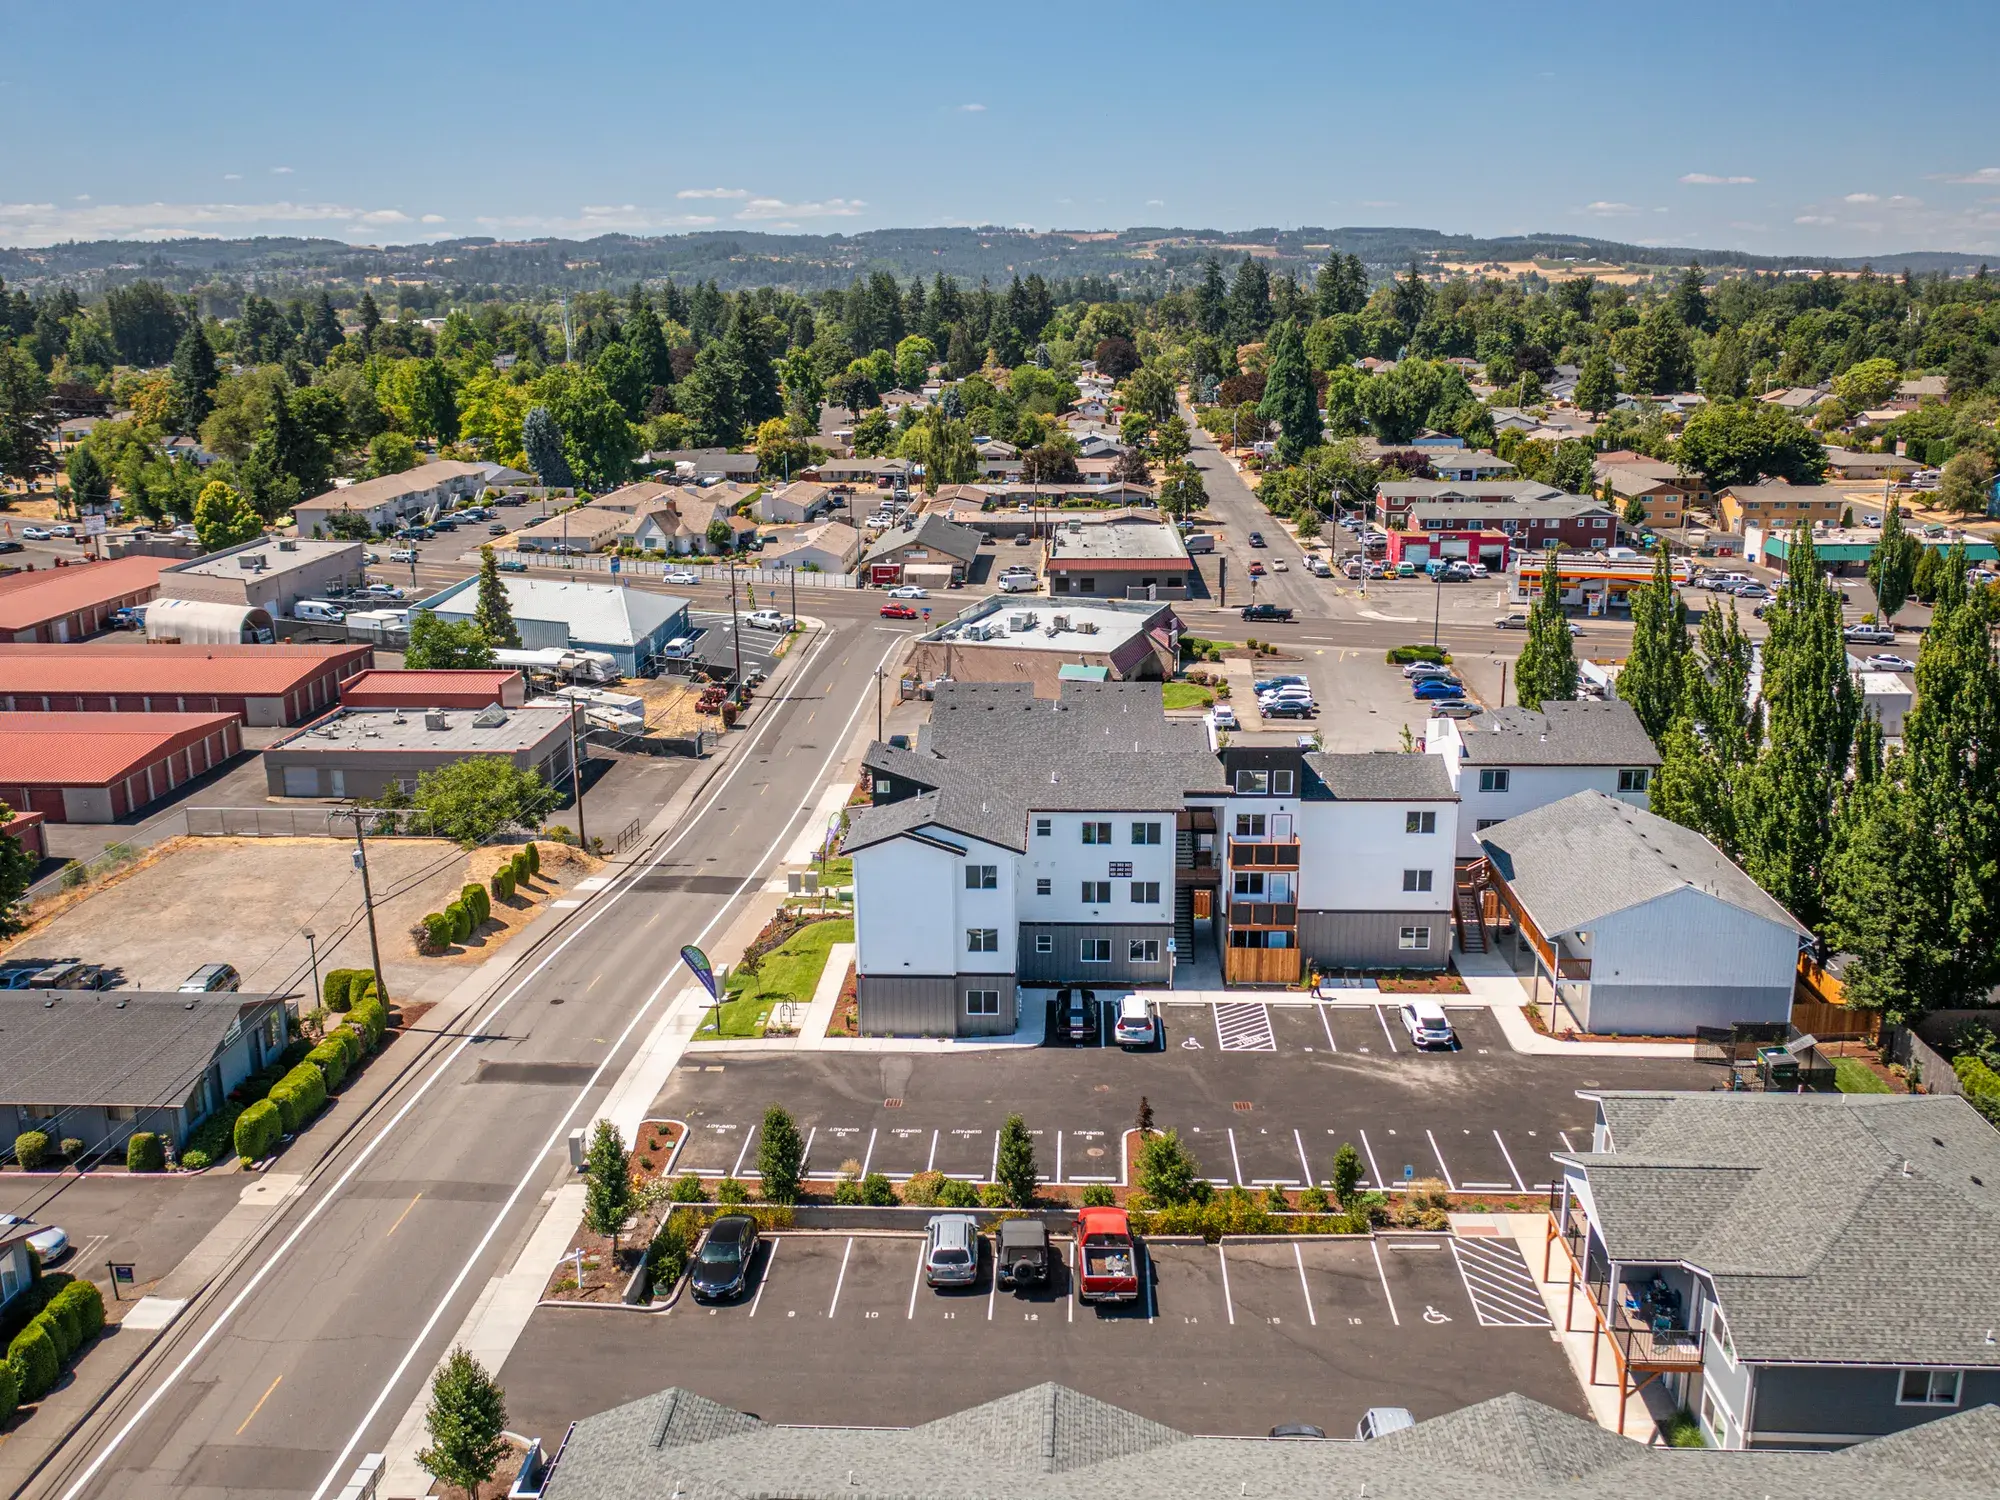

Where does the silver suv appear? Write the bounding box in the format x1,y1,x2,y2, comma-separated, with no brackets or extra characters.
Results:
923,1213,981,1288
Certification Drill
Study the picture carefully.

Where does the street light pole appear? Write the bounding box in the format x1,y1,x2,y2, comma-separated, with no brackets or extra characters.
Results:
1432,568,1444,651
302,927,319,1011
876,666,885,743
727,561,743,688
567,699,589,853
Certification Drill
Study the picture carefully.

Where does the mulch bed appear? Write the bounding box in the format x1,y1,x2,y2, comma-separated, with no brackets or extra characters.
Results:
830,962,858,1036
1375,971,1471,995
541,1119,686,1304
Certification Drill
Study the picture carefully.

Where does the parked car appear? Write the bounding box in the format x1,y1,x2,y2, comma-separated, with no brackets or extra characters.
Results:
1075,1206,1139,1302
356,583,405,600
109,606,146,630
1494,613,1529,629
1261,698,1316,719
0,540,21,554
995,1218,1050,1290
0,1215,69,1263
1357,1408,1417,1441
21,526,51,540
1113,996,1157,1049
1240,602,1293,622
487,522,508,535
688,1214,759,1301
1399,999,1456,1049
1207,704,1239,731
1258,685,1315,708
885,585,928,599
881,603,919,619
1402,663,1454,680
389,547,419,564
1432,700,1483,719
1256,675,1308,693
1343,560,1365,579
923,1213,981,1288
179,962,240,993
1412,677,1466,700
1246,531,1266,547
1469,563,1489,578
1395,561,1417,578
1305,556,1331,577
664,568,701,584
1845,624,1896,644
1865,653,1916,672
746,609,790,631
1012,533,1034,545
1058,986,1098,1043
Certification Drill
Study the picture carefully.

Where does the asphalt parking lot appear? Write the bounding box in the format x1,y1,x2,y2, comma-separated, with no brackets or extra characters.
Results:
657,1002,1709,1195
500,1223,1580,1439
683,609,787,679
0,1171,243,1302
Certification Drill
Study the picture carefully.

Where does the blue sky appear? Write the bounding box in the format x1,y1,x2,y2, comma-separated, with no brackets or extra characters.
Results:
4,0,1998,256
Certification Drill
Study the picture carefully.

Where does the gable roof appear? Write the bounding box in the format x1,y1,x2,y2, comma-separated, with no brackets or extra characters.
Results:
1448,699,1661,768
0,991,279,1109
1305,751,1458,802
1565,1092,2000,1367
862,514,983,566
1478,790,1803,935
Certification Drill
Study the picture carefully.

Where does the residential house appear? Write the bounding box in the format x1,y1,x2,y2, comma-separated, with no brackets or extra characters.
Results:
651,449,760,482
162,435,219,467
1430,450,1516,483
673,493,758,555
1,1224,34,1311
510,505,631,554
1717,481,1845,535
754,481,835,525
293,461,488,537
814,456,916,489
1892,374,1948,406
861,514,982,588
1821,448,1921,483
1758,387,1827,414
1594,456,1708,527
1,990,290,1156
762,520,860,574
1074,433,1125,460
1474,790,1804,1032
1548,1091,2000,1447
1428,699,1661,860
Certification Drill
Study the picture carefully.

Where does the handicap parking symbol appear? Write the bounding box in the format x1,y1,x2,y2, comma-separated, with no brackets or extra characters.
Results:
1181,1035,1204,1049
1422,1305,1452,1324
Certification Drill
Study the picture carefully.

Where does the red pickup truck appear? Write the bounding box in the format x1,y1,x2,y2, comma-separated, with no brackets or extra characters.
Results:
1075,1206,1140,1303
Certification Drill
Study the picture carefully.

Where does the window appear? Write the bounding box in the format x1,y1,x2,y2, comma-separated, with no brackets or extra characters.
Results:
1403,869,1433,893
1478,769,1511,793
1081,821,1112,845
1700,1388,1730,1446
1035,933,1053,955
1592,518,1608,529
965,864,997,890
966,989,1000,1016
1035,818,1052,837
1234,769,1270,795
1079,939,1111,963
1234,871,1266,897
1898,1370,1962,1407
966,928,999,953
1131,821,1162,845
1080,881,1112,904
1234,813,1266,838
105,1105,134,1123
872,774,892,795
1035,878,1051,896
1130,881,1160,904
1130,938,1161,963
1107,861,1133,878
1706,1303,1736,1366
1476,818,1502,831
1272,769,1295,795
1405,810,1436,834
1399,926,1432,950
1618,768,1650,794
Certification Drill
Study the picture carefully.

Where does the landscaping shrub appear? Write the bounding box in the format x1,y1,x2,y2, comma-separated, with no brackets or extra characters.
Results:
1955,1055,2000,1126
716,1177,748,1204
307,1027,363,1090
936,1178,979,1208
1298,1185,1332,1213
1262,1184,1292,1213
453,901,476,943
461,883,491,924
322,968,362,1012
40,1287,85,1360
1390,1176,1452,1231
235,1100,282,1163
977,1183,1009,1209
422,911,454,949
7,1320,58,1401
491,868,513,902
1386,644,1450,665
511,850,530,883
349,996,388,1052
669,1173,706,1203
0,1355,17,1424
860,1172,895,1206
524,841,540,876
645,1213,700,1294
900,1170,947,1207
60,1138,84,1162
269,1062,328,1132
833,1177,863,1205
1079,1183,1116,1207
59,1280,104,1342
181,1149,212,1171
126,1133,165,1173
13,1131,49,1170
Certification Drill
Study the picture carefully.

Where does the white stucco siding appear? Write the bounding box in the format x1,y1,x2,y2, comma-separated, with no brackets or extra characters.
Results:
1017,809,1176,928
1295,801,1456,912
853,836,960,976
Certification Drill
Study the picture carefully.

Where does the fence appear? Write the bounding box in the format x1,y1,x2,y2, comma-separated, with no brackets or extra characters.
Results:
1888,1027,1963,1098
497,551,858,589
186,806,440,838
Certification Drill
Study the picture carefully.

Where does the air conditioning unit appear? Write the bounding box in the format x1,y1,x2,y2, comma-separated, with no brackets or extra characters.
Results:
277,538,298,552
238,554,267,571
424,711,450,731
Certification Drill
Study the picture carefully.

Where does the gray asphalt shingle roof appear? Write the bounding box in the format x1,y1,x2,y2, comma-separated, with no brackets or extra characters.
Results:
1565,1092,2000,1367
1306,751,1458,802
0,992,272,1109
843,683,1226,854
862,514,983,566
540,1381,2000,1499
1477,790,1802,935
1451,700,1662,768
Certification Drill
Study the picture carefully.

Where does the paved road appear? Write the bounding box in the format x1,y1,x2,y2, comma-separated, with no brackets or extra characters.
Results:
26,615,912,1500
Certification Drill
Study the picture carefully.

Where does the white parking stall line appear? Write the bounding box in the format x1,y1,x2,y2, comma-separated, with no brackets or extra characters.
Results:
1449,1237,1555,1328
860,1127,878,1178
1055,1132,1063,1185
828,1236,854,1318
1359,1129,1387,1191
907,1239,925,1319
1317,1004,1338,1051
1292,1242,1317,1326
1494,1131,1528,1193
729,1128,755,1179
1214,1001,1277,1052
1143,1242,1155,1323
990,1132,1000,1183
749,1239,776,1316
1067,1243,1074,1323
988,1254,998,1320
1369,1238,1400,1326
1217,1245,1236,1325
1425,1128,1456,1190
1375,1004,1400,1052
1227,1128,1245,1185
1559,1130,1578,1154
1294,1129,1313,1186
799,1126,817,1177
926,1129,939,1172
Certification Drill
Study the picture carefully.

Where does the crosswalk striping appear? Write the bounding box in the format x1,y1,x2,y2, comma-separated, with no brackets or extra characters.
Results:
1213,1002,1277,1052
1449,1236,1555,1328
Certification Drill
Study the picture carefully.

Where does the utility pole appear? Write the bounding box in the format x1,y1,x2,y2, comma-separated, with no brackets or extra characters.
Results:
1432,568,1444,650
566,700,589,853
727,561,743,689
347,809,385,1000
876,666,885,743
789,563,797,631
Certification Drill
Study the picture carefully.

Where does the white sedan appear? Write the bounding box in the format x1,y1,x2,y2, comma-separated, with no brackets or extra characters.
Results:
886,585,928,599
0,1213,68,1262
664,569,702,584
1207,704,1239,731
1866,653,1916,672
1270,558,1288,571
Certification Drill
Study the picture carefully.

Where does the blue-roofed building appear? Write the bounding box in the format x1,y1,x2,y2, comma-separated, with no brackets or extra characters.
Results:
416,576,692,676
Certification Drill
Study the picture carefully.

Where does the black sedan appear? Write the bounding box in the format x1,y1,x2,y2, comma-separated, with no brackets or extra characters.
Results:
688,1214,760,1301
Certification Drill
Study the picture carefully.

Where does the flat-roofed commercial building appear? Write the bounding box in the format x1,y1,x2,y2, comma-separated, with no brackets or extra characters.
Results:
263,703,572,801
157,537,366,619
1042,516,1192,599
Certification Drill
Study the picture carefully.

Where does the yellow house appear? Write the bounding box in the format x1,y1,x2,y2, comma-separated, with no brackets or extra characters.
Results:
1717,481,1846,535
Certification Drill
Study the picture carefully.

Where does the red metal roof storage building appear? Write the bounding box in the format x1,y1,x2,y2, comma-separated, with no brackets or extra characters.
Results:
0,643,372,726
337,669,528,711
0,557,171,642
0,712,241,822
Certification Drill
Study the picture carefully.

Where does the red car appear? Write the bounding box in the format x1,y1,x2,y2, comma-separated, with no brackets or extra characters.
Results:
880,603,920,619
1247,560,1267,577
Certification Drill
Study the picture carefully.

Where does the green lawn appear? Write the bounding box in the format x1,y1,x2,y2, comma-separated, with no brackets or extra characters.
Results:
1162,682,1216,710
699,918,854,1038
815,856,852,886
1835,1056,1893,1094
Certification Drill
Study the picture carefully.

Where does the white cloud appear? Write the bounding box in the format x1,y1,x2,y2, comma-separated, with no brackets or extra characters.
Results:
74,194,89,202
677,187,750,200
420,213,447,224
958,102,985,112
270,166,293,175
1680,173,1756,185
734,196,865,220
1146,199,1164,206
1582,201,1643,216
1844,192,1880,203
223,173,241,181
1359,199,1398,209
1933,166,2000,185
1795,214,1836,225
0,199,439,245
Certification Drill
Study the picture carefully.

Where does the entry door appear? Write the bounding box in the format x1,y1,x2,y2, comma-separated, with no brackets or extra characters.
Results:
1271,812,1293,839
1192,889,1213,920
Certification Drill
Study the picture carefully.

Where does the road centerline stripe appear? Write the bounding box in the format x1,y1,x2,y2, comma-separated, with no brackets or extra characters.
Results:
235,1375,282,1436
384,1191,422,1238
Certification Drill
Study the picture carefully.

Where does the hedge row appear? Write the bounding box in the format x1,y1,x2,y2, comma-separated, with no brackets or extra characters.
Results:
234,1100,281,1163
244,982,390,1159
5,1278,104,1405
269,1062,328,1134
420,847,539,949
1955,1055,2000,1126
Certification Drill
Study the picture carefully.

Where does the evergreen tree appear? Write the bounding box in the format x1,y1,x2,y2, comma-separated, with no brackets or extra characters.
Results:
1257,319,1321,464
582,1119,633,1257
1192,257,1228,337
521,405,573,488
1226,256,1272,343
1867,497,1919,622
474,547,521,649
757,1105,805,1204
0,347,57,490
1619,542,1688,741
357,291,382,354
418,1347,509,1500
995,1114,1039,1208
1573,345,1617,418
1513,546,1578,707
1736,528,1857,928
169,320,220,431
64,444,110,513
628,297,673,391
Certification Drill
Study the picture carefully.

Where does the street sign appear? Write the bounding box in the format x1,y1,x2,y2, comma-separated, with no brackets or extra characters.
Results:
107,1260,136,1300
681,944,720,1001
1402,1164,1415,1182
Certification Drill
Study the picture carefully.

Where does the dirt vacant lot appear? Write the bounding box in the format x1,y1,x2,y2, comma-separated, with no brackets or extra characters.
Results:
0,835,598,1004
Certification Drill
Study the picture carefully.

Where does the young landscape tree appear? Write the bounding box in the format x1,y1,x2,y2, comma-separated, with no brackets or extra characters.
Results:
1135,1129,1212,1207
192,479,263,551
1512,546,1578,707
403,610,498,671
417,1347,510,1500
582,1119,634,1259
406,757,549,846
1868,497,1920,623
757,1104,805,1203
474,547,522,649
995,1114,1039,1208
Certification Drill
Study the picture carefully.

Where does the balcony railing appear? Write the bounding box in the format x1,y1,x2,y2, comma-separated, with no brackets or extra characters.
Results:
1227,902,1297,929
1229,838,1300,869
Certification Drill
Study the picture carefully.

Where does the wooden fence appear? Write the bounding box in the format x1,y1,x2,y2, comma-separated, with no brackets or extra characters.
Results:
1224,945,1301,985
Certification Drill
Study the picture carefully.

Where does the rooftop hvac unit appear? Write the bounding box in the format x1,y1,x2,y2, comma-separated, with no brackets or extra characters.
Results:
238,554,267,570
1009,613,1036,631
1077,620,1099,635
277,538,298,552
424,710,450,731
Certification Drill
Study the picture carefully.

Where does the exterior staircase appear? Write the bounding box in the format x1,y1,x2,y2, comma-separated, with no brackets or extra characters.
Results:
1455,886,1487,953
1174,885,1196,959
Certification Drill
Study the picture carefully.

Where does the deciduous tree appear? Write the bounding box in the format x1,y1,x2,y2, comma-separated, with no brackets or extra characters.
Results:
404,610,499,671
417,1348,509,1500
1868,498,1919,622
1620,543,1687,741
582,1119,634,1257
995,1115,1039,1208
192,479,262,551
757,1105,805,1203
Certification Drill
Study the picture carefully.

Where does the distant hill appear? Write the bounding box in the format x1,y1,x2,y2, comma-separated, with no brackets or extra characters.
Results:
0,226,1985,296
